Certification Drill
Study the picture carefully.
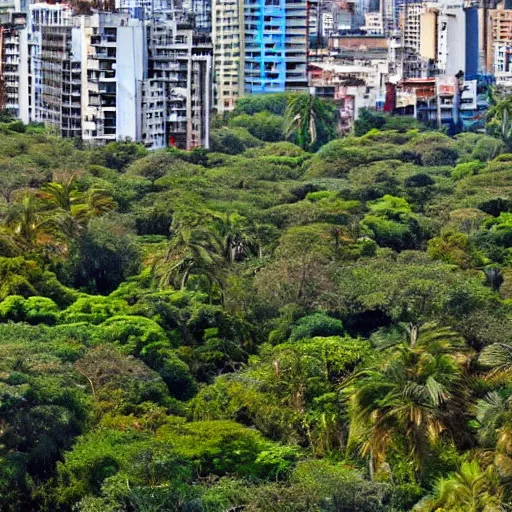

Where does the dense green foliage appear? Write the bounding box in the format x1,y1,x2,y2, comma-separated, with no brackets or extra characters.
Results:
0,97,511,511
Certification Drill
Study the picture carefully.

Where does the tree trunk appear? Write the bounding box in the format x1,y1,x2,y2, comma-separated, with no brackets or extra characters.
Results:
408,323,419,347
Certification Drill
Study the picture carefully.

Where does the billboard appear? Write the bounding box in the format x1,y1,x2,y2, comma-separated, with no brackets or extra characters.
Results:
436,75,458,96
396,90,417,109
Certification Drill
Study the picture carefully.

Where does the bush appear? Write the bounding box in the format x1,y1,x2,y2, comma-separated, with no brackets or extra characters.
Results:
0,295,59,325
407,133,459,166
305,139,403,179
90,140,147,171
60,295,129,325
289,313,344,341
65,217,141,294
126,151,203,182
229,111,284,142
451,161,484,180
234,93,291,116
210,127,263,155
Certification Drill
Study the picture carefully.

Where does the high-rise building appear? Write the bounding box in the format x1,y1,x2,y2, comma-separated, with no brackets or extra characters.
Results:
0,6,28,121
244,0,308,94
212,0,244,112
419,0,466,76
28,9,212,149
487,3,512,76
39,24,81,138
28,2,73,125
147,20,212,148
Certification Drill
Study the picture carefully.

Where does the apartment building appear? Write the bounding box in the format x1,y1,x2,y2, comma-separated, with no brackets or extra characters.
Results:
244,0,308,94
361,12,384,34
487,3,512,76
147,20,212,149
398,1,423,53
39,25,81,138
28,2,72,124
212,0,243,113
0,11,28,120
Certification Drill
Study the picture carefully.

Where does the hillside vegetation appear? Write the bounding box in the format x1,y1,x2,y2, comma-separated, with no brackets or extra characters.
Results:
0,97,511,511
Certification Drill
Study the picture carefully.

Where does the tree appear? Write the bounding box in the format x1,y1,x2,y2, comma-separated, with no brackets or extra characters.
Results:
354,109,386,136
254,224,335,310
210,127,262,155
154,213,224,292
228,111,285,142
414,461,506,512
214,213,257,263
90,139,148,171
65,216,141,294
345,324,468,479
284,94,337,151
487,96,512,151
479,343,512,384
3,194,54,252
40,176,115,241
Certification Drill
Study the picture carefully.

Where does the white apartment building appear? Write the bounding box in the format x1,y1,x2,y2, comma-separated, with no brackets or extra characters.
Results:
0,15,28,121
420,0,466,76
361,12,384,34
0,7,213,149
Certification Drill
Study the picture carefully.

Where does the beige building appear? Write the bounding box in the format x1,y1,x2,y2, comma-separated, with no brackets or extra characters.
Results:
212,0,244,113
487,4,512,75
400,2,424,53
420,9,436,60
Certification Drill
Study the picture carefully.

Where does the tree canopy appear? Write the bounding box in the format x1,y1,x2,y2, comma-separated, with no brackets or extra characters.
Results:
0,96,510,511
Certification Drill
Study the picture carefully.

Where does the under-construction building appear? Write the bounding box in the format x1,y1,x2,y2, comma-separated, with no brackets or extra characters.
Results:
147,20,212,148
39,25,81,137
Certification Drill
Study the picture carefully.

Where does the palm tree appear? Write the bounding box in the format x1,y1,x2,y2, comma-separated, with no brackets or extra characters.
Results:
3,194,54,252
474,394,512,478
414,461,506,512
284,93,336,151
40,176,115,241
40,176,81,212
487,96,512,151
479,343,512,384
214,213,256,263
345,324,468,479
154,214,224,292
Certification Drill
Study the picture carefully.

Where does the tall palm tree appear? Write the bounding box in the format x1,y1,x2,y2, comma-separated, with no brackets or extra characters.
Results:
487,96,512,151
284,93,336,151
414,461,506,512
214,213,256,263
345,324,468,479
154,214,224,291
4,194,54,252
40,176,115,241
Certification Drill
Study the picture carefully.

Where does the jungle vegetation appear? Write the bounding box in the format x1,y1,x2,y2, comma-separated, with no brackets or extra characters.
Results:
0,94,511,511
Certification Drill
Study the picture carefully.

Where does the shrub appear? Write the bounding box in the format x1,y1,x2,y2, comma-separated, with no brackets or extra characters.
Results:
451,161,484,180
234,93,291,116
289,313,344,341
210,127,263,155
229,111,284,142
59,296,129,325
